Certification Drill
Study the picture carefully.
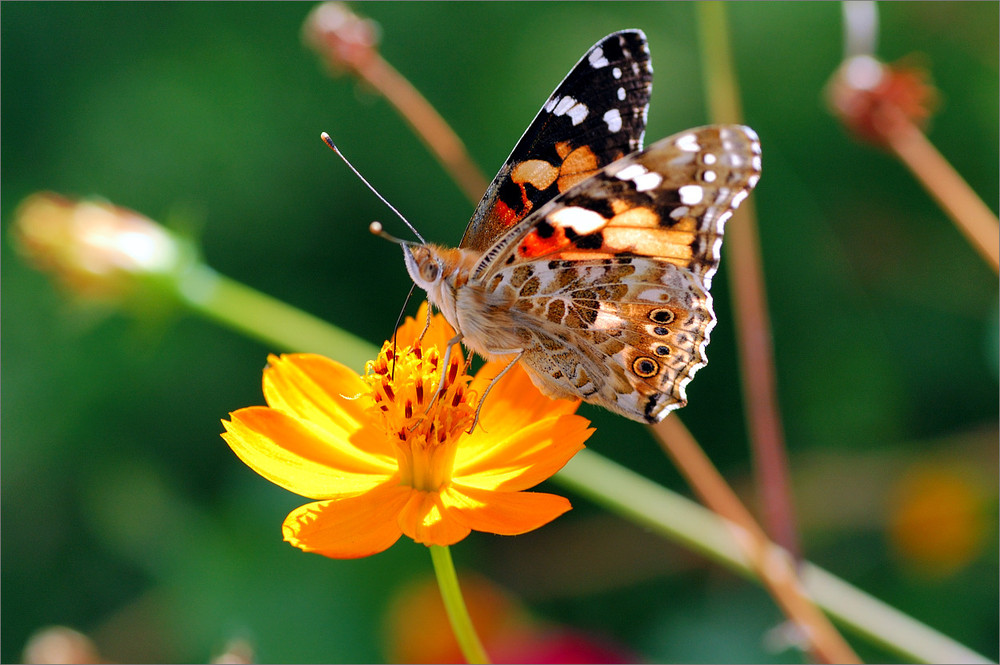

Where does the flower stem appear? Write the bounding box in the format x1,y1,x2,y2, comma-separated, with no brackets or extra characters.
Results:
553,449,992,665
174,263,378,369
429,545,490,664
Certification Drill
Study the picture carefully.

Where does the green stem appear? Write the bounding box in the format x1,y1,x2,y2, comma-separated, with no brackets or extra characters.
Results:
175,263,378,368
429,545,490,664
552,450,992,665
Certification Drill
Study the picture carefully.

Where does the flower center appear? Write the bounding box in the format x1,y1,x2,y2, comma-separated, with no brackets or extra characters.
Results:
363,341,476,492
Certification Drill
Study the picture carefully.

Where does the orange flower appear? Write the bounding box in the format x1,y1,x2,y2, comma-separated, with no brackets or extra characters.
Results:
222,304,592,558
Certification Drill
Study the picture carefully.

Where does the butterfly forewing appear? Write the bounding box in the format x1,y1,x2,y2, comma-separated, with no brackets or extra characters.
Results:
460,30,653,252
476,125,762,288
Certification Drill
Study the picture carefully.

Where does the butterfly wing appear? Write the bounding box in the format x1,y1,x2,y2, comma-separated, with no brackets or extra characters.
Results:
499,256,714,422
459,30,653,252
475,125,761,422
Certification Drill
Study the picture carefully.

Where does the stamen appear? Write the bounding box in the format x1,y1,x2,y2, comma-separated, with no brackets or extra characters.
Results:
415,381,424,404
382,378,395,402
404,400,413,419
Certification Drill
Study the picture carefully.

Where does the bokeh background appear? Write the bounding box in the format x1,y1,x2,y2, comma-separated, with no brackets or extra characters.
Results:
2,2,997,663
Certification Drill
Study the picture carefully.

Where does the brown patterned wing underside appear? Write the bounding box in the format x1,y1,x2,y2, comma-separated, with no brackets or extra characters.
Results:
487,257,714,422
475,125,762,292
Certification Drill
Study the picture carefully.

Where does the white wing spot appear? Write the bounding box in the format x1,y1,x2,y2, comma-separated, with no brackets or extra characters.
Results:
544,96,559,113
676,133,700,152
593,302,625,329
633,171,662,192
702,153,717,165
552,96,589,126
588,47,610,68
567,102,588,125
612,66,622,79
678,185,704,205
702,170,717,183
731,190,749,208
615,163,646,181
603,108,623,132
548,206,607,234
553,96,576,115
617,87,626,101
615,163,662,192
670,205,690,220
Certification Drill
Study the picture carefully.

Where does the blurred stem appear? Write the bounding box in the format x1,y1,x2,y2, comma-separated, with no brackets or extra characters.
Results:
554,449,992,665
429,545,490,664
175,264,375,371
173,260,990,663
884,115,1000,273
352,54,490,205
696,1,802,565
652,417,858,664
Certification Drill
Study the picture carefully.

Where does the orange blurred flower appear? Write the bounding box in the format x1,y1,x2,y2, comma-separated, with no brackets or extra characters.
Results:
222,304,592,558
888,463,991,577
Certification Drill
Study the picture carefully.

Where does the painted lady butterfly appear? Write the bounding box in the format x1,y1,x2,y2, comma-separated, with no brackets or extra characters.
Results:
396,29,761,423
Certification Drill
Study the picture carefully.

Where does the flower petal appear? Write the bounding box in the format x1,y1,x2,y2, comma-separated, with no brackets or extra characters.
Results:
397,491,471,546
455,414,591,492
441,484,572,535
222,406,394,499
262,354,391,458
283,482,412,559
470,363,582,437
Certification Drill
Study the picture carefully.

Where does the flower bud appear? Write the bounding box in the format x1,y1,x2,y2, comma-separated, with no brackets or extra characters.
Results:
13,192,183,301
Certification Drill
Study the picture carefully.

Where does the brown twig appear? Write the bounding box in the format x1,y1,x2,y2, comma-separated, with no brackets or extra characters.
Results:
653,416,860,663
695,1,802,562
303,2,489,205
885,113,1000,273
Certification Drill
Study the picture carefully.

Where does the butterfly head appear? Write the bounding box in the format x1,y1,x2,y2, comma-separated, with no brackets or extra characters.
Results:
400,242,445,292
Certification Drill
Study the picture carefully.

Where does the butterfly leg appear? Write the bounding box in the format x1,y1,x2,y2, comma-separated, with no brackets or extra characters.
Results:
425,332,465,416
416,302,434,344
467,351,524,434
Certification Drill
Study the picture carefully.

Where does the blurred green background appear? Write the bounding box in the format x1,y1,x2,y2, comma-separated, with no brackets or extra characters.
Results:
2,2,997,663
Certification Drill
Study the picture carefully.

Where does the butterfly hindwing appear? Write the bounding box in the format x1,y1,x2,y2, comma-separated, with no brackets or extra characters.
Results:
460,30,653,252
487,255,715,422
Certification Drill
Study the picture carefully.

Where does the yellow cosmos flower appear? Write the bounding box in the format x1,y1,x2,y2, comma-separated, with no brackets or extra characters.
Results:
222,304,592,558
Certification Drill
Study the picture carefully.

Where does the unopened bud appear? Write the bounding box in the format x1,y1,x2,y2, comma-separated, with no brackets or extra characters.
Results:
13,192,183,301
303,2,380,75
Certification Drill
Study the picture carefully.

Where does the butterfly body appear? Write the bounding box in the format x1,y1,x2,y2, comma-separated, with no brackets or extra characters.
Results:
396,30,761,423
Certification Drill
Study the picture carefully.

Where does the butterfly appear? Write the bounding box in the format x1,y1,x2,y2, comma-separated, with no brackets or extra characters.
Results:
393,29,760,424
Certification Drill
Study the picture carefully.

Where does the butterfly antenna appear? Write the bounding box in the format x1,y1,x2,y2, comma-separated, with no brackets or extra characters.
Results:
388,283,417,380
321,132,427,244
